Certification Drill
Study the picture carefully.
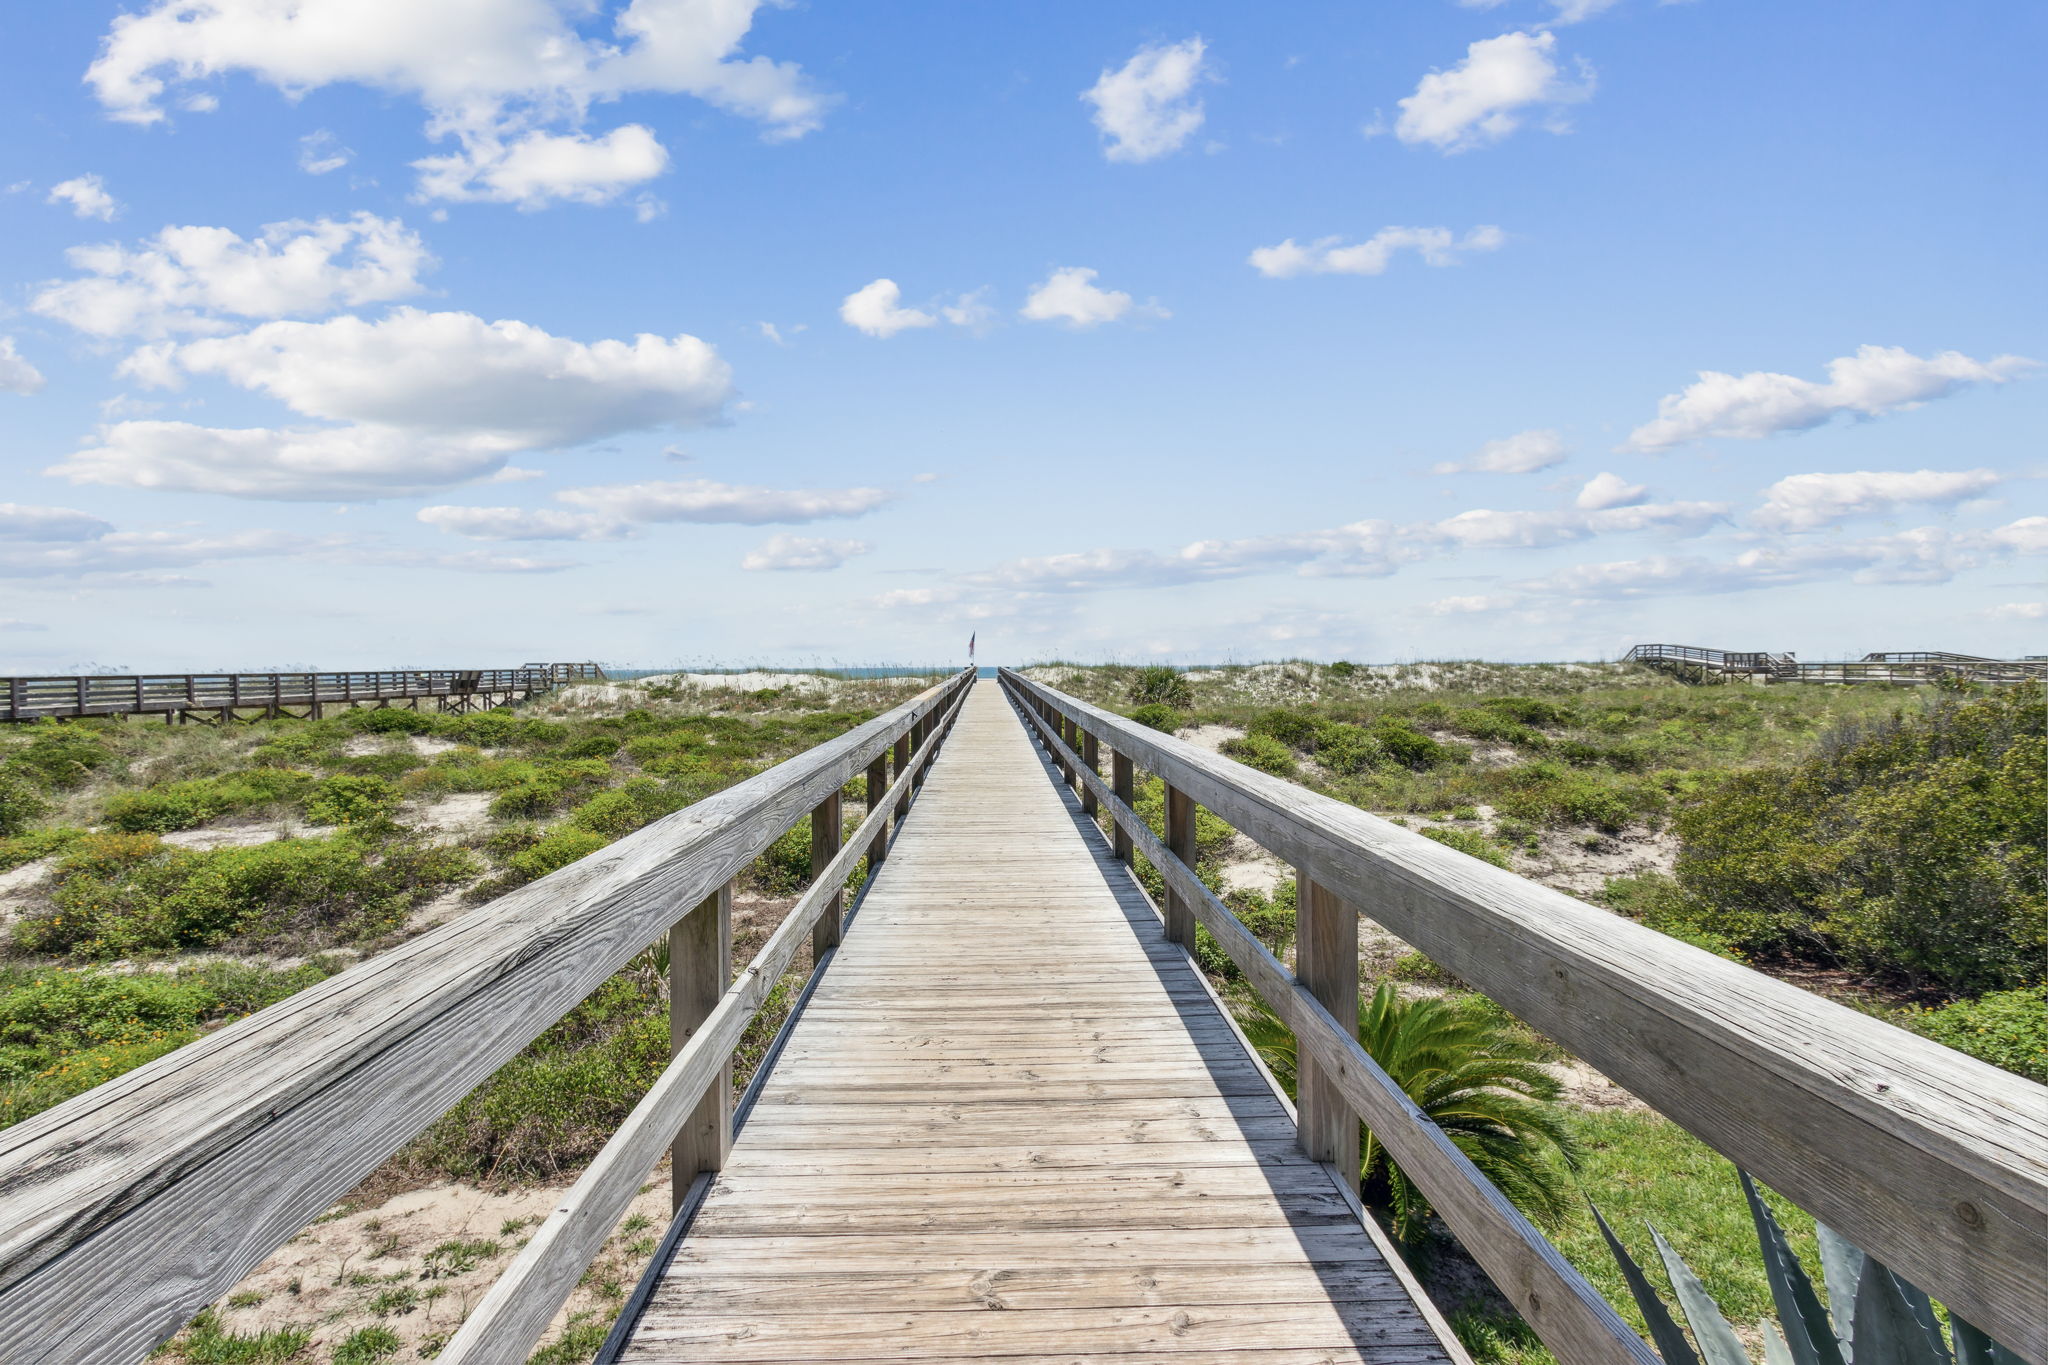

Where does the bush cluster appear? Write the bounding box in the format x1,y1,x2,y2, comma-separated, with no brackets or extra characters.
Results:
102,768,315,833
12,831,476,959
1662,681,2044,992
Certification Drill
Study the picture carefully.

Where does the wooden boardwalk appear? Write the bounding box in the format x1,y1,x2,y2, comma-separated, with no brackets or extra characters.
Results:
616,684,1454,1363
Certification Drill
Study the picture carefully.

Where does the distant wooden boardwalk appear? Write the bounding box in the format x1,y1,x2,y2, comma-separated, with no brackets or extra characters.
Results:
0,662,603,723
615,685,1452,1362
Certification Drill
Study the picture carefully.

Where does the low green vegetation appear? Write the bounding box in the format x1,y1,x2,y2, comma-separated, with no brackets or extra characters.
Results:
1628,681,2043,994
0,960,340,1126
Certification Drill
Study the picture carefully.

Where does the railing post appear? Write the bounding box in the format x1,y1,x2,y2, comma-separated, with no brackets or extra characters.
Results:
1295,871,1361,1184
865,753,890,869
811,793,844,957
669,879,732,1212
892,731,912,825
1163,784,1196,946
1112,752,1134,862
1079,731,1100,816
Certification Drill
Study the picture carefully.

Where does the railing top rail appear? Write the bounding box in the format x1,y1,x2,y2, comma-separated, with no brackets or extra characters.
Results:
999,668,2048,1359
0,669,973,1362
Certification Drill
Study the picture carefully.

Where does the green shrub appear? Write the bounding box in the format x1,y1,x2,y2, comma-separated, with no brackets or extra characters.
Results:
14,831,475,959
748,821,813,895
1128,703,1182,733
1493,760,1660,833
1451,709,1539,745
1370,719,1457,770
1325,661,1357,679
334,1326,403,1364
344,706,436,735
304,775,403,826
1481,696,1578,727
567,778,692,839
1128,665,1193,709
334,752,422,780
506,828,609,883
1669,681,2045,992
1313,723,1386,775
1905,987,2047,1083
1247,709,1321,751
1419,825,1511,869
0,826,85,871
0,770,50,837
102,769,314,833
1220,733,1296,777
8,723,116,788
162,1309,310,1364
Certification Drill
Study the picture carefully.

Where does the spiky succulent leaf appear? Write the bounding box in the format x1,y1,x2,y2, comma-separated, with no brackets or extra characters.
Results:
1952,1318,2025,1365
1765,1324,1798,1365
1739,1171,1845,1365
1651,1225,1752,1365
1816,1223,1867,1360
1589,1203,1699,1365
1890,1273,1952,1365
1851,1265,1948,1365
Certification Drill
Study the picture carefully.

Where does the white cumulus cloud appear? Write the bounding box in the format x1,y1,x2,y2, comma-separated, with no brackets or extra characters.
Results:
741,533,872,572
1751,468,2004,531
1082,37,1211,163
1575,472,1648,510
1250,225,1504,279
0,503,114,542
0,339,46,395
1432,428,1567,475
1394,31,1593,152
1019,267,1165,329
50,308,734,500
1625,345,2036,452
413,124,670,207
840,279,937,339
86,0,828,208
31,213,432,339
48,174,120,220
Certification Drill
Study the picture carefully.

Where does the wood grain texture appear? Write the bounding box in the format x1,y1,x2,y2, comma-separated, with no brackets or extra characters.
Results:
0,672,972,1365
439,680,974,1365
1002,668,2048,1361
619,684,1454,1364
1004,672,1651,1365
671,881,734,1210
1297,873,1360,1180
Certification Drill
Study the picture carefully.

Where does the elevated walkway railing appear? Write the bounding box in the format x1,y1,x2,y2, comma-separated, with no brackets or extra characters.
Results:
0,669,975,1364
999,668,2048,1365
1625,644,2046,683
0,663,608,722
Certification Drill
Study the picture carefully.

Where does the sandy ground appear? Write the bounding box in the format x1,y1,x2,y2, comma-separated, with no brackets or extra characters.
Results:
1175,722,1244,754
409,792,496,841
161,821,301,850
202,1176,675,1360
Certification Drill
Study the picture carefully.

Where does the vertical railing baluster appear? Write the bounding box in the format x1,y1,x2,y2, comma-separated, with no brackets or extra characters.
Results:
892,731,912,825
1295,871,1362,1186
668,880,733,1212
1080,731,1100,816
1163,783,1196,946
1112,752,1134,862
811,793,844,958
865,753,890,870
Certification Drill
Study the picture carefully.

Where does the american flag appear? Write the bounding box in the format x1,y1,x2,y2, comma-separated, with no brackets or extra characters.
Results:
968,632,976,660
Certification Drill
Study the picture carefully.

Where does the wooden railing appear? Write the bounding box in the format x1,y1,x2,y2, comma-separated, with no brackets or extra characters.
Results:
0,663,606,722
998,669,2048,1364
1626,643,2046,684
0,669,974,1364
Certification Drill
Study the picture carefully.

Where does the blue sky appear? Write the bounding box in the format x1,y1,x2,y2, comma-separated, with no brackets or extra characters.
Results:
2,0,2042,670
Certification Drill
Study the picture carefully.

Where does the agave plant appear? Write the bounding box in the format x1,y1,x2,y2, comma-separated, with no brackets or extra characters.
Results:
1595,1170,2028,1365
1240,981,1577,1241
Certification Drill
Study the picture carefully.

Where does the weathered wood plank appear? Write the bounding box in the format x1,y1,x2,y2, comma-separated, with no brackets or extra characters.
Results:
0,674,971,1364
1006,667,2048,1361
622,684,1452,1363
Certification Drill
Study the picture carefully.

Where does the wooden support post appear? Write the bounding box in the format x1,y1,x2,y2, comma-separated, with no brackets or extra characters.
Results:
865,755,889,869
1080,732,1100,816
1295,871,1361,1184
892,733,912,825
669,880,732,1212
811,793,844,958
1112,753,1134,862
1163,784,1196,946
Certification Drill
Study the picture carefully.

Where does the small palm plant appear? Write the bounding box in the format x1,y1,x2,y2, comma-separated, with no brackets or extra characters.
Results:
1596,1170,2027,1365
1240,982,1577,1241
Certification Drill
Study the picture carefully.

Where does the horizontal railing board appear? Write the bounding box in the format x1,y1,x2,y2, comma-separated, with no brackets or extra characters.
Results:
437,677,972,1363
1,664,603,720
1003,679,1652,1365
0,671,971,1364
1001,669,2048,1361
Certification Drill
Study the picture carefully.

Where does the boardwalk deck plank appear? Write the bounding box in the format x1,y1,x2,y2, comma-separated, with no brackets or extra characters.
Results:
620,684,1453,1363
